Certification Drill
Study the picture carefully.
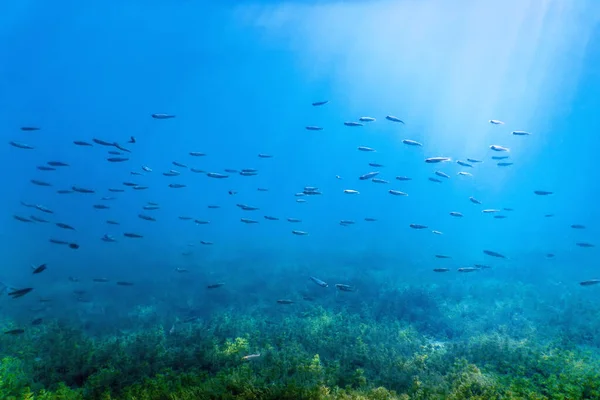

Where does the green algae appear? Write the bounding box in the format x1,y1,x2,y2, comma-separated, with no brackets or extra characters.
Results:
0,305,599,400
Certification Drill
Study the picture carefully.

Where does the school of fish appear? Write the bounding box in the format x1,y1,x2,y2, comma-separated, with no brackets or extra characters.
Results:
4,105,598,334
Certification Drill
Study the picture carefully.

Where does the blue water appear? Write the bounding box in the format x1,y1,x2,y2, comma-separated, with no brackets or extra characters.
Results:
1,0,600,345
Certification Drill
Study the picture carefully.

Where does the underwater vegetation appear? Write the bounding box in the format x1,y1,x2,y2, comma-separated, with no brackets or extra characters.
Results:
1,279,600,400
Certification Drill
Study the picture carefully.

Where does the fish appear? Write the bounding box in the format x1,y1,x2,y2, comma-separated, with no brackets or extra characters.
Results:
425,157,451,163
483,250,507,258
31,318,43,325
9,141,35,149
287,218,301,223
469,197,481,204
409,224,428,229
359,117,376,122
357,146,375,152
494,215,507,219
151,113,175,119
305,126,323,131
456,160,472,168
57,189,73,194
47,161,69,167
489,120,504,125
428,177,442,183
576,242,594,248
312,100,328,106
31,264,47,274
169,184,186,189
497,162,513,167
93,278,110,282
207,283,225,289
490,145,510,152
303,188,322,195
467,158,483,163
372,178,388,184
200,241,213,245
240,218,258,224
369,162,384,167
359,172,380,180
138,214,156,222
237,204,259,211
73,140,92,146
241,353,261,361
93,204,110,209
344,122,363,127
458,267,479,273
30,215,49,223
388,190,408,196
4,329,25,335
13,215,32,223
107,157,129,162
534,190,553,196
8,288,33,298
173,161,187,168
580,279,600,286
37,166,56,171
72,186,95,193
56,222,75,230
432,230,443,235
207,172,229,179
309,276,328,287
264,215,279,221
433,268,450,272
189,152,206,156
571,224,586,229
396,176,412,181
21,126,40,131
93,138,115,146
335,284,356,292
340,220,354,225
492,156,509,160
116,281,134,286
101,234,116,242
385,116,405,123
108,188,124,193
449,212,463,217
31,179,52,186
482,209,500,213
434,171,450,179
124,233,143,238
344,189,360,195
512,130,531,136
258,154,272,158
276,299,294,304
106,220,120,225
435,255,451,259
402,139,422,146
292,230,308,235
